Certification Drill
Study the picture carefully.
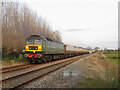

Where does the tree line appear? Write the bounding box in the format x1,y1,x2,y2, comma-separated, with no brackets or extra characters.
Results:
2,2,61,54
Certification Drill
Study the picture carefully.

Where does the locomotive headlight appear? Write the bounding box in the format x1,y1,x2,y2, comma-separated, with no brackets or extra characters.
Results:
26,46,28,50
39,46,41,49
26,46,28,49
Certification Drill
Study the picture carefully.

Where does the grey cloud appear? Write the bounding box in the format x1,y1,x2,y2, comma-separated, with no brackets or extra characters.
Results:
65,29,84,32
65,28,92,32
86,28,92,30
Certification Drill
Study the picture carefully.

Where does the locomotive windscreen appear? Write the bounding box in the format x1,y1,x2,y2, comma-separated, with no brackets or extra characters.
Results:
26,40,42,45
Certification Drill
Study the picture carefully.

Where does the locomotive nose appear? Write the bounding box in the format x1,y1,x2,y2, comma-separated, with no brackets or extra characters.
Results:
29,46,38,50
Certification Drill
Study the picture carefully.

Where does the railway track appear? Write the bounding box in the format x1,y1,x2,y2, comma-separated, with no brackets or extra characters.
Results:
1,54,91,88
0,64,32,74
1,64,30,70
1,58,76,77
2,57,78,80
1,58,72,74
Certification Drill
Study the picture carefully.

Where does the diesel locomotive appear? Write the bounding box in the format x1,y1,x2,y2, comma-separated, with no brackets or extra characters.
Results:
24,35,93,64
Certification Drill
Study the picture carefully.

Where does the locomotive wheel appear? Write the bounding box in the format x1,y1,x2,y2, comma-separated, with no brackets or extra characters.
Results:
47,56,51,62
30,61,33,64
38,59,43,64
35,61,39,64
42,57,47,63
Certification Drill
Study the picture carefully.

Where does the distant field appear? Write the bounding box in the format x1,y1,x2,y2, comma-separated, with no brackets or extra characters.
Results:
104,51,119,65
104,51,118,57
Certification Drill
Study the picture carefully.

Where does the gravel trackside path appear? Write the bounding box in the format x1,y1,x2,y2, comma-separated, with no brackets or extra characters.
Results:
23,54,92,88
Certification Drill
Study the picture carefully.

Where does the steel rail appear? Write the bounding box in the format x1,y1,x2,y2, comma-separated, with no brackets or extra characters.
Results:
1,55,89,88
14,58,79,89
1,55,83,74
1,64,30,71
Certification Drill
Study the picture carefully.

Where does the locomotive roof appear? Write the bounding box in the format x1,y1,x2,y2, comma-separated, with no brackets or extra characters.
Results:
26,35,47,41
26,35,63,44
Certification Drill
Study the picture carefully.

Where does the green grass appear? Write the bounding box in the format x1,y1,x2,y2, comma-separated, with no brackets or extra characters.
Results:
110,59,119,65
2,48,25,62
2,56,25,63
79,75,118,88
79,67,118,88
104,53,118,57
79,53,119,88
88,65,92,68
104,51,119,65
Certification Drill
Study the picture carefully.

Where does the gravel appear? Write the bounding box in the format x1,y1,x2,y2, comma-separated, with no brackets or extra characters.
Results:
2,57,78,80
23,54,92,88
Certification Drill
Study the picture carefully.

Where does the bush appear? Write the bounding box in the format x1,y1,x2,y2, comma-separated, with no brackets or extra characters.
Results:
2,48,25,62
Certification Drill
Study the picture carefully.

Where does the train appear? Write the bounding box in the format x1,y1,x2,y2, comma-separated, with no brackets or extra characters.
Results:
24,35,94,64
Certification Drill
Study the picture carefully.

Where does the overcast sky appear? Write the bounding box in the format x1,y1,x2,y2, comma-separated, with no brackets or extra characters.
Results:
20,0,118,49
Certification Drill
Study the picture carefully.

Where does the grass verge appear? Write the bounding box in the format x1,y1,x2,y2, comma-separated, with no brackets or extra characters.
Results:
110,59,119,65
1,48,27,68
104,51,119,65
79,53,118,88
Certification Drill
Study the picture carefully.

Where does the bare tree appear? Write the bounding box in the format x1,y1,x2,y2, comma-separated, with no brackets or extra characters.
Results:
94,47,100,52
2,2,61,54
53,31,62,42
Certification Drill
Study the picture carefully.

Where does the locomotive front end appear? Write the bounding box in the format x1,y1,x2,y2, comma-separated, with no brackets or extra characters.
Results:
24,38,43,63
25,40,42,58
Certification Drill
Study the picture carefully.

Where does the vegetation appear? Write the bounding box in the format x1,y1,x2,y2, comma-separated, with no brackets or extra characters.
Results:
79,53,118,88
104,51,119,65
1,2,62,63
2,2,62,53
110,59,118,65
80,73,118,88
104,51,118,57
2,48,25,62
2,48,27,68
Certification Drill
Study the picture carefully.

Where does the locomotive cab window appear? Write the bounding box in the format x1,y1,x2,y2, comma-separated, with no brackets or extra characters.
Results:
34,40,42,44
26,40,42,45
26,40,34,44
